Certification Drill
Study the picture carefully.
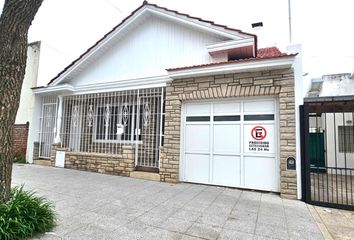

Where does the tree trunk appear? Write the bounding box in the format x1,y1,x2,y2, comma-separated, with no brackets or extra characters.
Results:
0,0,43,203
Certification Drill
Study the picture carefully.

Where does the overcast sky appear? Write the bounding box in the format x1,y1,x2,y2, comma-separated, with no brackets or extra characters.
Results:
1,0,354,85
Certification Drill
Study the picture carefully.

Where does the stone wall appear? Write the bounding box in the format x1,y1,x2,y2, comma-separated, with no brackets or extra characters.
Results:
13,123,29,157
160,69,297,199
50,144,135,177
33,142,39,159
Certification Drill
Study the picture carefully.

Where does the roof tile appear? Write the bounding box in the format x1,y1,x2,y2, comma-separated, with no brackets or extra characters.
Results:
166,47,296,72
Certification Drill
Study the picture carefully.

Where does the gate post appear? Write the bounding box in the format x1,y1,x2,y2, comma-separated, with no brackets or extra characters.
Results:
300,104,311,202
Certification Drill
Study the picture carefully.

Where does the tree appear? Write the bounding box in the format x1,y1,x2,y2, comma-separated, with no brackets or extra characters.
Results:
0,0,43,203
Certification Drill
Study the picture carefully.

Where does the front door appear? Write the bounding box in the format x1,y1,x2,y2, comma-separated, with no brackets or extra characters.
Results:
135,89,164,169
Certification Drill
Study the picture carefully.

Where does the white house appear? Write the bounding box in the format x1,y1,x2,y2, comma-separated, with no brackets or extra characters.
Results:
29,2,303,199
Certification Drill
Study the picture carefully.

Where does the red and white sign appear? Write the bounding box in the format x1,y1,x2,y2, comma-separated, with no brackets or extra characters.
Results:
244,124,274,153
251,126,267,140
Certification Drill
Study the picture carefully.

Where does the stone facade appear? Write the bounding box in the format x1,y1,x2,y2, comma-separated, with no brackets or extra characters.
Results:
33,142,39,159
13,123,29,157
50,144,135,177
160,68,297,199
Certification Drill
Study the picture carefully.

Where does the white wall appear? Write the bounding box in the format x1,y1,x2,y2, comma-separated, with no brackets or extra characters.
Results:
26,95,43,163
72,16,227,86
320,77,354,97
324,113,354,170
15,42,41,124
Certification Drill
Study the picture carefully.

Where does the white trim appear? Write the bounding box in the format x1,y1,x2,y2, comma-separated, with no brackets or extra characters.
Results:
54,96,63,143
50,7,148,86
33,75,169,95
168,57,296,79
49,4,253,87
147,7,248,40
207,39,254,53
32,84,75,95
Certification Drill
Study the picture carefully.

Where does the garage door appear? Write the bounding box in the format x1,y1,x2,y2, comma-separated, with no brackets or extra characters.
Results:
181,98,279,192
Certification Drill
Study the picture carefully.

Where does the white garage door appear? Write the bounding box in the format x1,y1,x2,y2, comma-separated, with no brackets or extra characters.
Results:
181,98,279,192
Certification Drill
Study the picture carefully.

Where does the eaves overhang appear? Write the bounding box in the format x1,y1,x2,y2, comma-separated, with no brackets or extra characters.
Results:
167,55,296,79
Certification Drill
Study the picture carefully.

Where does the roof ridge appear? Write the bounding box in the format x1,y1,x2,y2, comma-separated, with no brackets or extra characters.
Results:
145,2,256,38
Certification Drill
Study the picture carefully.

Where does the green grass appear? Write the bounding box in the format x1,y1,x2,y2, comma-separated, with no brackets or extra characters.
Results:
0,186,56,240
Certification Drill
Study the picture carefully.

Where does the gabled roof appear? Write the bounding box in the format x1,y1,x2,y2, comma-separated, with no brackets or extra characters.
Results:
47,1,257,86
167,47,296,72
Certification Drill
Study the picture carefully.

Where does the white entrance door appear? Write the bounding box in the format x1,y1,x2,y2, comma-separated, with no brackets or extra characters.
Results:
181,98,279,192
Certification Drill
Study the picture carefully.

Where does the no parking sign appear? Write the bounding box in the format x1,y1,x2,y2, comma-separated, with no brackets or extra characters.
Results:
251,126,267,140
245,124,274,153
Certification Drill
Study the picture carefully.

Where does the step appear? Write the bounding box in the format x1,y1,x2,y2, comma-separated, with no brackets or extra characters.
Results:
130,171,160,181
33,159,52,167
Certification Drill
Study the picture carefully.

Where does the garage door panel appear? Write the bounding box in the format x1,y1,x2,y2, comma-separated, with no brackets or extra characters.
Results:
213,102,240,114
185,124,210,152
182,99,278,192
184,153,209,182
244,124,275,154
186,103,210,115
244,156,277,191
213,124,240,154
244,100,274,113
212,155,241,186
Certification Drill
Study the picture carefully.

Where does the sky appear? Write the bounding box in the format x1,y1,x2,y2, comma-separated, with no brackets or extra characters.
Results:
1,0,354,86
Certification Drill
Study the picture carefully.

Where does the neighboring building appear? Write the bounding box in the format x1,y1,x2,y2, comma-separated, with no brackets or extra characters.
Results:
29,2,302,199
301,73,354,209
307,73,354,171
307,73,354,97
13,41,41,158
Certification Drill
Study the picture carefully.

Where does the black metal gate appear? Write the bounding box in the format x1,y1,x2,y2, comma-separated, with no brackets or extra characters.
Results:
300,97,354,210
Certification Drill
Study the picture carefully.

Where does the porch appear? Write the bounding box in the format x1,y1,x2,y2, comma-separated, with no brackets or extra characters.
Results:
33,87,165,177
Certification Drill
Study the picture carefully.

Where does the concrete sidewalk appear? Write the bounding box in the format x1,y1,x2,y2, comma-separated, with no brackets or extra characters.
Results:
308,204,354,240
12,164,324,240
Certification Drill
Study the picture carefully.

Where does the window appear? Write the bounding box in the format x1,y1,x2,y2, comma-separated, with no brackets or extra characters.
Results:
94,104,142,142
244,114,274,121
186,116,210,122
338,126,354,153
214,115,240,121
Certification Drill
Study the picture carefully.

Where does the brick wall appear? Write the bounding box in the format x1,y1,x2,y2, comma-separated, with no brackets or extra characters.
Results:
13,123,29,157
160,69,297,199
50,144,135,177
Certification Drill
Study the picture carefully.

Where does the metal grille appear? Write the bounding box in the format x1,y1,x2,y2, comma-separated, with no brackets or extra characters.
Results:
301,99,354,210
338,126,354,153
38,96,57,158
58,87,164,168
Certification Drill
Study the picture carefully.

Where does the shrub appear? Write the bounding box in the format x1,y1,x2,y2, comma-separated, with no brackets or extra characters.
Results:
13,155,26,164
0,186,56,240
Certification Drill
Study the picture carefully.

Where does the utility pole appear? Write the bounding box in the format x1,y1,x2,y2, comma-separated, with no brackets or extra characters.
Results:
288,0,292,44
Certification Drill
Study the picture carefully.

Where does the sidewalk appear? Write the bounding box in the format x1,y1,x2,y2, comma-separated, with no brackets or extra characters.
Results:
13,164,325,239
308,204,354,240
